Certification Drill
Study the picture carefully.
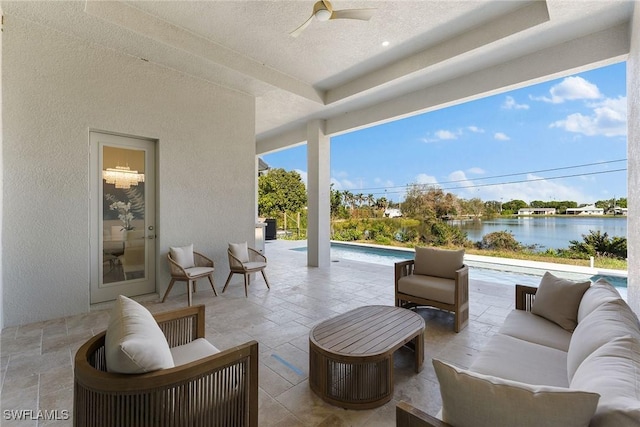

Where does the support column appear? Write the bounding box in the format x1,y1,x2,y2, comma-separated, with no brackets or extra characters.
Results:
307,120,331,267
626,3,640,314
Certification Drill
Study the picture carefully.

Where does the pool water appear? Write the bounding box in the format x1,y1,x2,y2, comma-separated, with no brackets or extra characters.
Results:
291,243,627,293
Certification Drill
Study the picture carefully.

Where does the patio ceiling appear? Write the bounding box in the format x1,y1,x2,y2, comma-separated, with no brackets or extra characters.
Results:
3,0,634,150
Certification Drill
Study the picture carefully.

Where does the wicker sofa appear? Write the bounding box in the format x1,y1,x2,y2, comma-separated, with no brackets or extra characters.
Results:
74,299,258,427
397,274,640,427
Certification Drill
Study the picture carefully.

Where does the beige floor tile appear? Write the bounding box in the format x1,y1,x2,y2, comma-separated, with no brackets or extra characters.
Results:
0,239,527,426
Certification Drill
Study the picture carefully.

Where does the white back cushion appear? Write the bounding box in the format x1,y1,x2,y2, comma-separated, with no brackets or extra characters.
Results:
413,247,464,279
105,295,174,374
229,242,250,263
567,299,640,381
170,244,195,268
577,279,623,323
570,335,640,427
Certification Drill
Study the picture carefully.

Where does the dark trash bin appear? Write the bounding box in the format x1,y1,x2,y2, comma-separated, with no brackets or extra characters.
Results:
265,218,277,240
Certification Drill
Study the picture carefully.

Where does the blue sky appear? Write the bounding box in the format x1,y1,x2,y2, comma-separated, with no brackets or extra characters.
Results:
263,62,627,204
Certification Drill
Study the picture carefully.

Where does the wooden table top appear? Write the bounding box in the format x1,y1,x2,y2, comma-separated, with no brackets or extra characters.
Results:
310,305,425,357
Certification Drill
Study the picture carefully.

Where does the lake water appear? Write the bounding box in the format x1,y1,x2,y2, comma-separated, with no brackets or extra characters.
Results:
450,216,627,250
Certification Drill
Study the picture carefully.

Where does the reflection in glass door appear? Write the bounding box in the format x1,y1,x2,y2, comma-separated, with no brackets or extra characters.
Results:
102,146,146,284
90,132,156,303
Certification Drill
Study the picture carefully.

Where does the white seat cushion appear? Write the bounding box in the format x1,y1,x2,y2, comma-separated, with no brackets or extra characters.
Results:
434,359,599,427
499,309,572,352
105,295,174,374
170,338,220,366
398,274,455,305
242,261,266,270
470,333,569,387
184,266,214,277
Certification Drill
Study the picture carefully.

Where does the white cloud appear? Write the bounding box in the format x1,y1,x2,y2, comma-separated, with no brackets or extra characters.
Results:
467,167,485,175
494,132,510,141
422,128,461,143
435,129,458,140
447,170,474,190
455,173,590,204
467,126,485,133
502,96,529,110
415,173,438,185
550,96,627,137
531,76,602,104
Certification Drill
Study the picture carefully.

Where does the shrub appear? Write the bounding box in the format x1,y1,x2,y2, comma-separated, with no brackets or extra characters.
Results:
568,230,627,259
477,230,522,251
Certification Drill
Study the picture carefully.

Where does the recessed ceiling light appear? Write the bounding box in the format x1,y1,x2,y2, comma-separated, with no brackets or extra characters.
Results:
382,41,390,47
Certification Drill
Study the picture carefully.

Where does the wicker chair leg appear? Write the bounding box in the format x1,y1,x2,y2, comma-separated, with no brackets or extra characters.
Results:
162,278,177,302
222,272,234,293
207,275,217,296
261,270,270,289
243,274,249,297
187,280,193,306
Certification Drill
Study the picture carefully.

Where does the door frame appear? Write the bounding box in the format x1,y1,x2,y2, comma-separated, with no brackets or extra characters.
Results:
89,130,158,304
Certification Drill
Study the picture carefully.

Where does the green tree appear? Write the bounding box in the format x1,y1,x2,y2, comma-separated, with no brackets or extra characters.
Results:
501,199,527,214
330,184,346,219
258,168,307,218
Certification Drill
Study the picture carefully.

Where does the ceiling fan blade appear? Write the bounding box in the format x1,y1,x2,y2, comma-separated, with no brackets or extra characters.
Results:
330,8,375,21
290,14,315,38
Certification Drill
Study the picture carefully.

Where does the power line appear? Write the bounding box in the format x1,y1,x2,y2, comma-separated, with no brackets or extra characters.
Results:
341,159,627,193
365,168,627,196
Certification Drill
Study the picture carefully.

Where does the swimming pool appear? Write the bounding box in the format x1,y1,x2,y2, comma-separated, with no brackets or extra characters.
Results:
291,242,627,294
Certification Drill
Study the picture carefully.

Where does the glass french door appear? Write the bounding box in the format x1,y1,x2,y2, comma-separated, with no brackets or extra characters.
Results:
90,132,156,303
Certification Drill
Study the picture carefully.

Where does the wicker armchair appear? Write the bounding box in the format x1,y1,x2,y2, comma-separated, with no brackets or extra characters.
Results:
395,247,469,333
163,250,217,306
222,243,270,297
74,304,259,427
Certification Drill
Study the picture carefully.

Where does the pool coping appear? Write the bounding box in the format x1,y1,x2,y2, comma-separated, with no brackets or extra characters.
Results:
330,240,628,279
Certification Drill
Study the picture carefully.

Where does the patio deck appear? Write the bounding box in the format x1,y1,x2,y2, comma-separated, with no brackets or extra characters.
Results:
0,239,516,426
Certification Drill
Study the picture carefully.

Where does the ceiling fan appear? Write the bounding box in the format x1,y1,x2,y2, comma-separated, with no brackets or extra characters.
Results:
290,0,375,38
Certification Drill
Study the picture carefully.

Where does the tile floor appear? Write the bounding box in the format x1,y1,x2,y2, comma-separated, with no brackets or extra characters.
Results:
0,240,516,426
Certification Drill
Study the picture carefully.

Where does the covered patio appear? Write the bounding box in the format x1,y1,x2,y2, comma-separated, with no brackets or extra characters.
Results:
0,239,515,426
1,0,639,423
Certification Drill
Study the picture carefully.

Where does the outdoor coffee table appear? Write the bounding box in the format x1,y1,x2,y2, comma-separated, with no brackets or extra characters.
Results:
309,305,425,409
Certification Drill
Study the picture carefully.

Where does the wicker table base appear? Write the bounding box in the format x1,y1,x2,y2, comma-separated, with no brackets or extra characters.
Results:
309,305,425,409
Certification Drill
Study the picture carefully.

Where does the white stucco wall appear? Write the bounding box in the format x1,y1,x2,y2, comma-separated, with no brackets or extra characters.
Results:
627,2,640,315
2,16,256,326
0,6,4,331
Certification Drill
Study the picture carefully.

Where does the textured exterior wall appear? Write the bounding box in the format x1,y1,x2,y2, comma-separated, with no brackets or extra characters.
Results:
628,3,640,315
0,6,4,330
2,16,255,326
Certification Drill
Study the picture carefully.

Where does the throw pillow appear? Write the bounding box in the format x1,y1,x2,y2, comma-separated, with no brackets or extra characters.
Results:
170,244,195,269
105,295,175,374
433,359,600,427
413,247,464,279
531,271,590,332
229,242,250,263
570,335,640,427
